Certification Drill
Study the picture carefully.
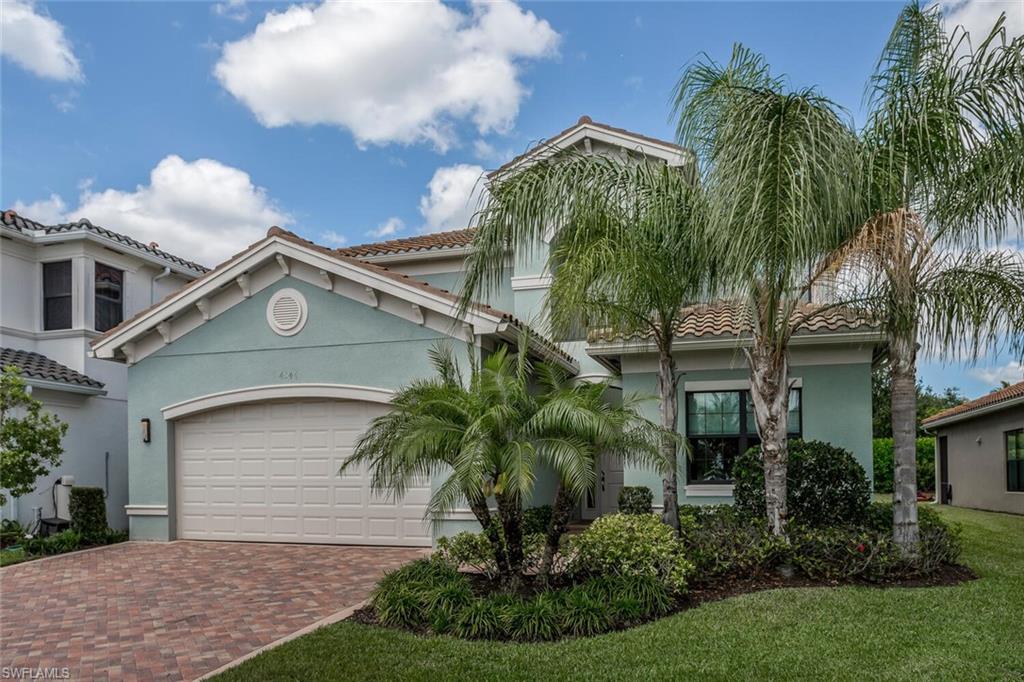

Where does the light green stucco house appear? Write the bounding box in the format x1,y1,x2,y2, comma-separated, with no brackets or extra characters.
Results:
91,117,880,546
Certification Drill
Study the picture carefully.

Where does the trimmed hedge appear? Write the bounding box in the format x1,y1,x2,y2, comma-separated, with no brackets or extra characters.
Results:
69,486,107,543
617,486,653,515
733,439,871,527
873,438,936,493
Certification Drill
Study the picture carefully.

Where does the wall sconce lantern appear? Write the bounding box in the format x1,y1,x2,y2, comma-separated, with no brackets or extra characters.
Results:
141,418,151,444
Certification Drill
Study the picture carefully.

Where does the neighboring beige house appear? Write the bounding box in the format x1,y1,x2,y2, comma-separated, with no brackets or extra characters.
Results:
0,210,206,529
923,381,1024,515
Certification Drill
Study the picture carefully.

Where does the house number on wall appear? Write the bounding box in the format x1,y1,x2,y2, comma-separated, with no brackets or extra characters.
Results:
278,370,299,380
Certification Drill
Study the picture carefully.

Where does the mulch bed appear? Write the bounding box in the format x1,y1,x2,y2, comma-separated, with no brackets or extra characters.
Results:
347,562,977,639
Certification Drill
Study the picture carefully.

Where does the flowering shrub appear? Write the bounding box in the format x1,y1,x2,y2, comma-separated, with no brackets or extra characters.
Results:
567,513,693,594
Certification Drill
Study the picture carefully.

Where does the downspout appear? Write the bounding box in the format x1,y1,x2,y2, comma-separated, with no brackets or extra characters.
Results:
151,266,172,305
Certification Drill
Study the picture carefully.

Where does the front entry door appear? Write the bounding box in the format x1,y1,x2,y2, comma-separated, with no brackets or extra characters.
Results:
938,436,951,504
582,454,624,519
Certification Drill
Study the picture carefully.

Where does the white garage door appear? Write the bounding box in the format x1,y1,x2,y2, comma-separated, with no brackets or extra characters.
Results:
175,399,431,546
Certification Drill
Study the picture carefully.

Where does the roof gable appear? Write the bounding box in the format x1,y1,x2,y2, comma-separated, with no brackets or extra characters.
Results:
90,228,575,371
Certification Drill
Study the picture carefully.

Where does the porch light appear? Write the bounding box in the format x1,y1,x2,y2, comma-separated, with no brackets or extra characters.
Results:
141,418,151,444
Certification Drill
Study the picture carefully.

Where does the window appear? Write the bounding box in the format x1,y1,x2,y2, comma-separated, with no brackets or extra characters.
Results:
94,263,124,332
686,388,801,483
1008,429,1024,493
42,261,72,330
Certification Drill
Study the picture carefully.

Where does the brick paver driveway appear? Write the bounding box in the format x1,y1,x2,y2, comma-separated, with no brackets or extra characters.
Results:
0,541,424,681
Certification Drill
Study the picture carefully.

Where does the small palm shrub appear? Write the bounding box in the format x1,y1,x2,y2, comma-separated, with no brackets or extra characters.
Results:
567,513,693,594
617,486,654,515
560,585,613,637
733,440,871,527
372,558,469,629
585,574,671,619
453,595,510,640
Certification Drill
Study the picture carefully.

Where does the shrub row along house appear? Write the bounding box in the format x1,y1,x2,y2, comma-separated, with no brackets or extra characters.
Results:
71,117,879,546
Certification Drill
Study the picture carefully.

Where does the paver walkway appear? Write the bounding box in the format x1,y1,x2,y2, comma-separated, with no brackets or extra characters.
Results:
0,541,423,681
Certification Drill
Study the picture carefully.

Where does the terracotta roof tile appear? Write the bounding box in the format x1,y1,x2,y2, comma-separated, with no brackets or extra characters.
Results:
922,380,1024,426
589,301,876,343
1,347,104,390
338,229,477,257
490,115,687,177
1,210,209,274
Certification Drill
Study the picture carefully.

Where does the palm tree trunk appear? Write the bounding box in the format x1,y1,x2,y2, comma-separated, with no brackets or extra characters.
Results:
495,492,524,582
657,347,681,533
746,341,790,535
469,497,509,575
538,480,575,582
889,329,920,555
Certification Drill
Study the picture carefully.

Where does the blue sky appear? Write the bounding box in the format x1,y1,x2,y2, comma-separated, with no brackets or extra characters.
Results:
2,0,1021,397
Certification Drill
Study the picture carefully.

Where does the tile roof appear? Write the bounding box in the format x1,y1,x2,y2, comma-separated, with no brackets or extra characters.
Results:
92,226,576,369
338,228,477,258
922,380,1024,427
491,115,688,177
589,301,876,343
1,347,105,390
1,210,209,274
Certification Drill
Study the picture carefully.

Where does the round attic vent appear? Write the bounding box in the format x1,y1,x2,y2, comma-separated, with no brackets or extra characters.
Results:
266,288,308,336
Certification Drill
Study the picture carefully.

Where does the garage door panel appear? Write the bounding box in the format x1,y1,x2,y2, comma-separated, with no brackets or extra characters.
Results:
175,398,430,546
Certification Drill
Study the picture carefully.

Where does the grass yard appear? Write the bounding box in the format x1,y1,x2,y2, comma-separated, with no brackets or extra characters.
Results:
215,506,1024,681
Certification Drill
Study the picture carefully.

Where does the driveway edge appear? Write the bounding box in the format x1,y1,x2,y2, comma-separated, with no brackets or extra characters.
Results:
195,599,369,681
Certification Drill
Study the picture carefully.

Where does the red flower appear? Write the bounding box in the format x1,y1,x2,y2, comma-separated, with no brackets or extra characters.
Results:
856,543,866,553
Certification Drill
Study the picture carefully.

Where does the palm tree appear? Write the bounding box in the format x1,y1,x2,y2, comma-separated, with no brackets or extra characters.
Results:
341,339,663,583
831,4,1024,553
672,46,865,535
461,153,714,533
528,363,668,579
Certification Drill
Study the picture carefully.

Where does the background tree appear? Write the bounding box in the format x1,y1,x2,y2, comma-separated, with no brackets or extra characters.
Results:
461,153,714,533
1,366,68,506
672,46,864,535
834,3,1024,552
871,366,967,438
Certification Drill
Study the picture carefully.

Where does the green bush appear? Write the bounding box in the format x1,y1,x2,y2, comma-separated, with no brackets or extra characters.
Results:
69,486,107,543
787,525,902,581
567,513,693,594
453,595,509,640
523,505,554,535
872,438,936,494
678,505,785,582
617,486,654,515
560,585,613,637
372,558,469,629
505,593,561,641
584,574,671,618
0,519,28,548
862,501,962,573
436,531,500,579
733,440,871,527
23,529,81,556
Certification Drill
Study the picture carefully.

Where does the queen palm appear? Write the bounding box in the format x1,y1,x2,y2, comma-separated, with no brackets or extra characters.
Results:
341,339,663,583
672,46,865,534
832,4,1024,552
462,153,714,533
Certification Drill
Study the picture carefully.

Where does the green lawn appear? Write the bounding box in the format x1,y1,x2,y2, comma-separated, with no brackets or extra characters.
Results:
216,506,1024,681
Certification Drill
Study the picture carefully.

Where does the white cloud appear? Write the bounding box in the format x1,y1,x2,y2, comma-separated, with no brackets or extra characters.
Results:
969,361,1024,386
13,156,290,266
418,164,486,233
367,217,404,239
12,193,67,225
0,0,82,81
319,230,348,246
940,0,1023,43
212,0,249,22
213,0,560,151
472,139,516,165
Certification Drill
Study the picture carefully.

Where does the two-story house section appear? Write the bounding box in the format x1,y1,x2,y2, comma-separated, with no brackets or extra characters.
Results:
1,210,207,529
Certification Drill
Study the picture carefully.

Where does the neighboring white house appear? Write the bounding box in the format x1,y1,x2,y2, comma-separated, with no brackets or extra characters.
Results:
0,210,207,530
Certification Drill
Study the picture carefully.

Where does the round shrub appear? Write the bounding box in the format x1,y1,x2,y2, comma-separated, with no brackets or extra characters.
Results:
567,513,693,594
733,440,871,527
617,486,654,515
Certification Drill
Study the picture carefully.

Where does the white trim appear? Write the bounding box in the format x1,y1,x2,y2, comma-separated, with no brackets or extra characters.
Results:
265,288,308,337
23,377,106,396
923,396,1024,430
162,383,395,420
684,378,802,392
588,330,884,356
510,274,553,291
685,484,734,497
126,504,168,517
